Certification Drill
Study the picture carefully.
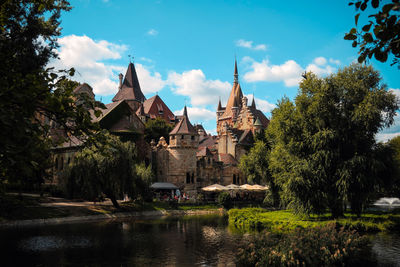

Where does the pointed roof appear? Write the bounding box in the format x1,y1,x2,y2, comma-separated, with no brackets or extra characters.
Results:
254,117,262,126
234,59,238,84
112,63,146,103
137,103,145,116
217,98,222,111
251,95,256,109
142,95,175,122
170,106,197,135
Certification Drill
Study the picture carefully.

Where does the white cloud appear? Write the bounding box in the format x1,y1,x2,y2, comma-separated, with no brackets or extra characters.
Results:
147,29,158,36
134,64,165,94
243,56,339,87
235,39,267,51
245,94,276,113
50,35,165,96
174,107,215,122
167,69,231,106
306,63,335,76
243,58,303,86
377,111,400,142
329,58,341,65
313,57,327,66
389,88,400,101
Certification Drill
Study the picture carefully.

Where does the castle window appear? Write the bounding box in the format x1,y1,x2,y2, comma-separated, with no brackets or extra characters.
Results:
55,158,58,170
207,158,210,164
191,135,194,140
233,174,236,184
186,172,191,184
181,135,184,139
67,157,71,164
191,173,194,183
171,136,175,140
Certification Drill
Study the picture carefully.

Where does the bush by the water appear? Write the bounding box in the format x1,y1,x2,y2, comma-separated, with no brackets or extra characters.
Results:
218,191,232,209
236,223,371,266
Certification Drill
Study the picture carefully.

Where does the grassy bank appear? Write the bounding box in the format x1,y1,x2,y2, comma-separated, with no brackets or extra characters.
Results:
0,194,221,222
228,208,400,233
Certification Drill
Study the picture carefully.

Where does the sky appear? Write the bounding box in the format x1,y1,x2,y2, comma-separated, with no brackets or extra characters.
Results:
51,0,400,141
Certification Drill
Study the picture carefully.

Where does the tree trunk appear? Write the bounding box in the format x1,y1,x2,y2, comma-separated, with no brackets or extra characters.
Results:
109,195,120,209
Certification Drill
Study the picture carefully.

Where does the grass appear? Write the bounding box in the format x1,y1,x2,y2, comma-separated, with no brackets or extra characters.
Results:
0,194,222,222
228,208,400,233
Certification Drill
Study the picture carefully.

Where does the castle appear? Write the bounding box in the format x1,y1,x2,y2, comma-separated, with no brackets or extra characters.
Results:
51,60,269,195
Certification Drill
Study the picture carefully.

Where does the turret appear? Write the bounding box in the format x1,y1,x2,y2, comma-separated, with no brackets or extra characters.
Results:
169,106,199,148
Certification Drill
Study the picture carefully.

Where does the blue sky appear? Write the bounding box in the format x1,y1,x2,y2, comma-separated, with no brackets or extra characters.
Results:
51,0,400,140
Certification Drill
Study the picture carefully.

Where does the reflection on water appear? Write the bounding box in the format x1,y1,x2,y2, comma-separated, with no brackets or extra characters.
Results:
0,214,399,266
372,233,400,267
0,215,240,266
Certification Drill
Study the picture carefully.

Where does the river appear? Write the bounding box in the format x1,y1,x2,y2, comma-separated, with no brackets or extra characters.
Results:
0,214,399,266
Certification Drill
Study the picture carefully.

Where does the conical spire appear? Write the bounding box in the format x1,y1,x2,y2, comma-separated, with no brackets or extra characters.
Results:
112,62,146,103
234,58,238,84
170,106,197,135
251,94,256,109
183,105,188,117
217,97,222,111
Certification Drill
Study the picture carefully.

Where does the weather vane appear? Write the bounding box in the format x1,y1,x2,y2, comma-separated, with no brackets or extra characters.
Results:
128,54,134,63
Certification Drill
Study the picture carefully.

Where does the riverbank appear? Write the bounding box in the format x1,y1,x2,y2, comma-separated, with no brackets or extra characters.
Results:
228,208,400,233
0,193,226,227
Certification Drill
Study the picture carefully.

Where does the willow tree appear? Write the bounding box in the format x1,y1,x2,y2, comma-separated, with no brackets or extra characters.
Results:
63,134,153,209
268,64,397,217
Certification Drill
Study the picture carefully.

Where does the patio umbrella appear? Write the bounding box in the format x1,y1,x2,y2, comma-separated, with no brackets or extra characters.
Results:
250,184,269,191
239,184,253,190
225,184,241,190
202,184,227,191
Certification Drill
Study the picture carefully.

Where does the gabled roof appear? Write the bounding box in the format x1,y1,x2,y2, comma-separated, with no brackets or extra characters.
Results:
198,135,217,149
73,83,95,100
170,106,197,135
112,63,146,103
142,95,175,122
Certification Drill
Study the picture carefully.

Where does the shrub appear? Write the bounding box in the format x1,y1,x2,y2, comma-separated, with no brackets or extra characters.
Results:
218,191,232,210
236,223,371,266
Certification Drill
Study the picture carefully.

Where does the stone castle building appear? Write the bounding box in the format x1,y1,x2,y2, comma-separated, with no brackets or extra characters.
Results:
151,60,269,195
52,60,269,195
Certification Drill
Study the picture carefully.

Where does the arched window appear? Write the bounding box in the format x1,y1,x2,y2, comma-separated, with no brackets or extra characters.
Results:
191,173,194,183
186,172,191,183
181,135,184,139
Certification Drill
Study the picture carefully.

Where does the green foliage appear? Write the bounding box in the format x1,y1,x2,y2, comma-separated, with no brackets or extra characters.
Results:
345,0,400,67
217,191,232,210
236,224,371,267
267,64,398,217
62,134,152,208
0,1,104,189
144,117,173,144
239,140,280,207
228,208,400,233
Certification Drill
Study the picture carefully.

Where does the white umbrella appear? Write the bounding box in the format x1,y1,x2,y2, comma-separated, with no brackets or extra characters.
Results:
225,184,241,190
202,184,227,191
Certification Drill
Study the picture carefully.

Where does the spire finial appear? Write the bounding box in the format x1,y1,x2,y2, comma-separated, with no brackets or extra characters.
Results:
251,93,256,109
183,105,188,117
234,57,238,84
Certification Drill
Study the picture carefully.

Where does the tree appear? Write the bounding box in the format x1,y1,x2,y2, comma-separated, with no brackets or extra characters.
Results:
63,134,152,209
239,140,280,207
268,64,397,217
0,1,103,190
144,118,173,144
345,0,400,67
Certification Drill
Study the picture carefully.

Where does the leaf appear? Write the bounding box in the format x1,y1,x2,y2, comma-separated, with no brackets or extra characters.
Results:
371,0,379,8
350,27,357,34
363,33,374,42
362,24,372,32
382,4,394,13
355,13,360,25
352,41,358,47
373,25,381,36
344,33,357,40
361,2,367,11
358,54,366,63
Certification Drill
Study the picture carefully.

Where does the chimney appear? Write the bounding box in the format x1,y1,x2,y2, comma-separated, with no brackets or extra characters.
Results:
118,73,123,90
